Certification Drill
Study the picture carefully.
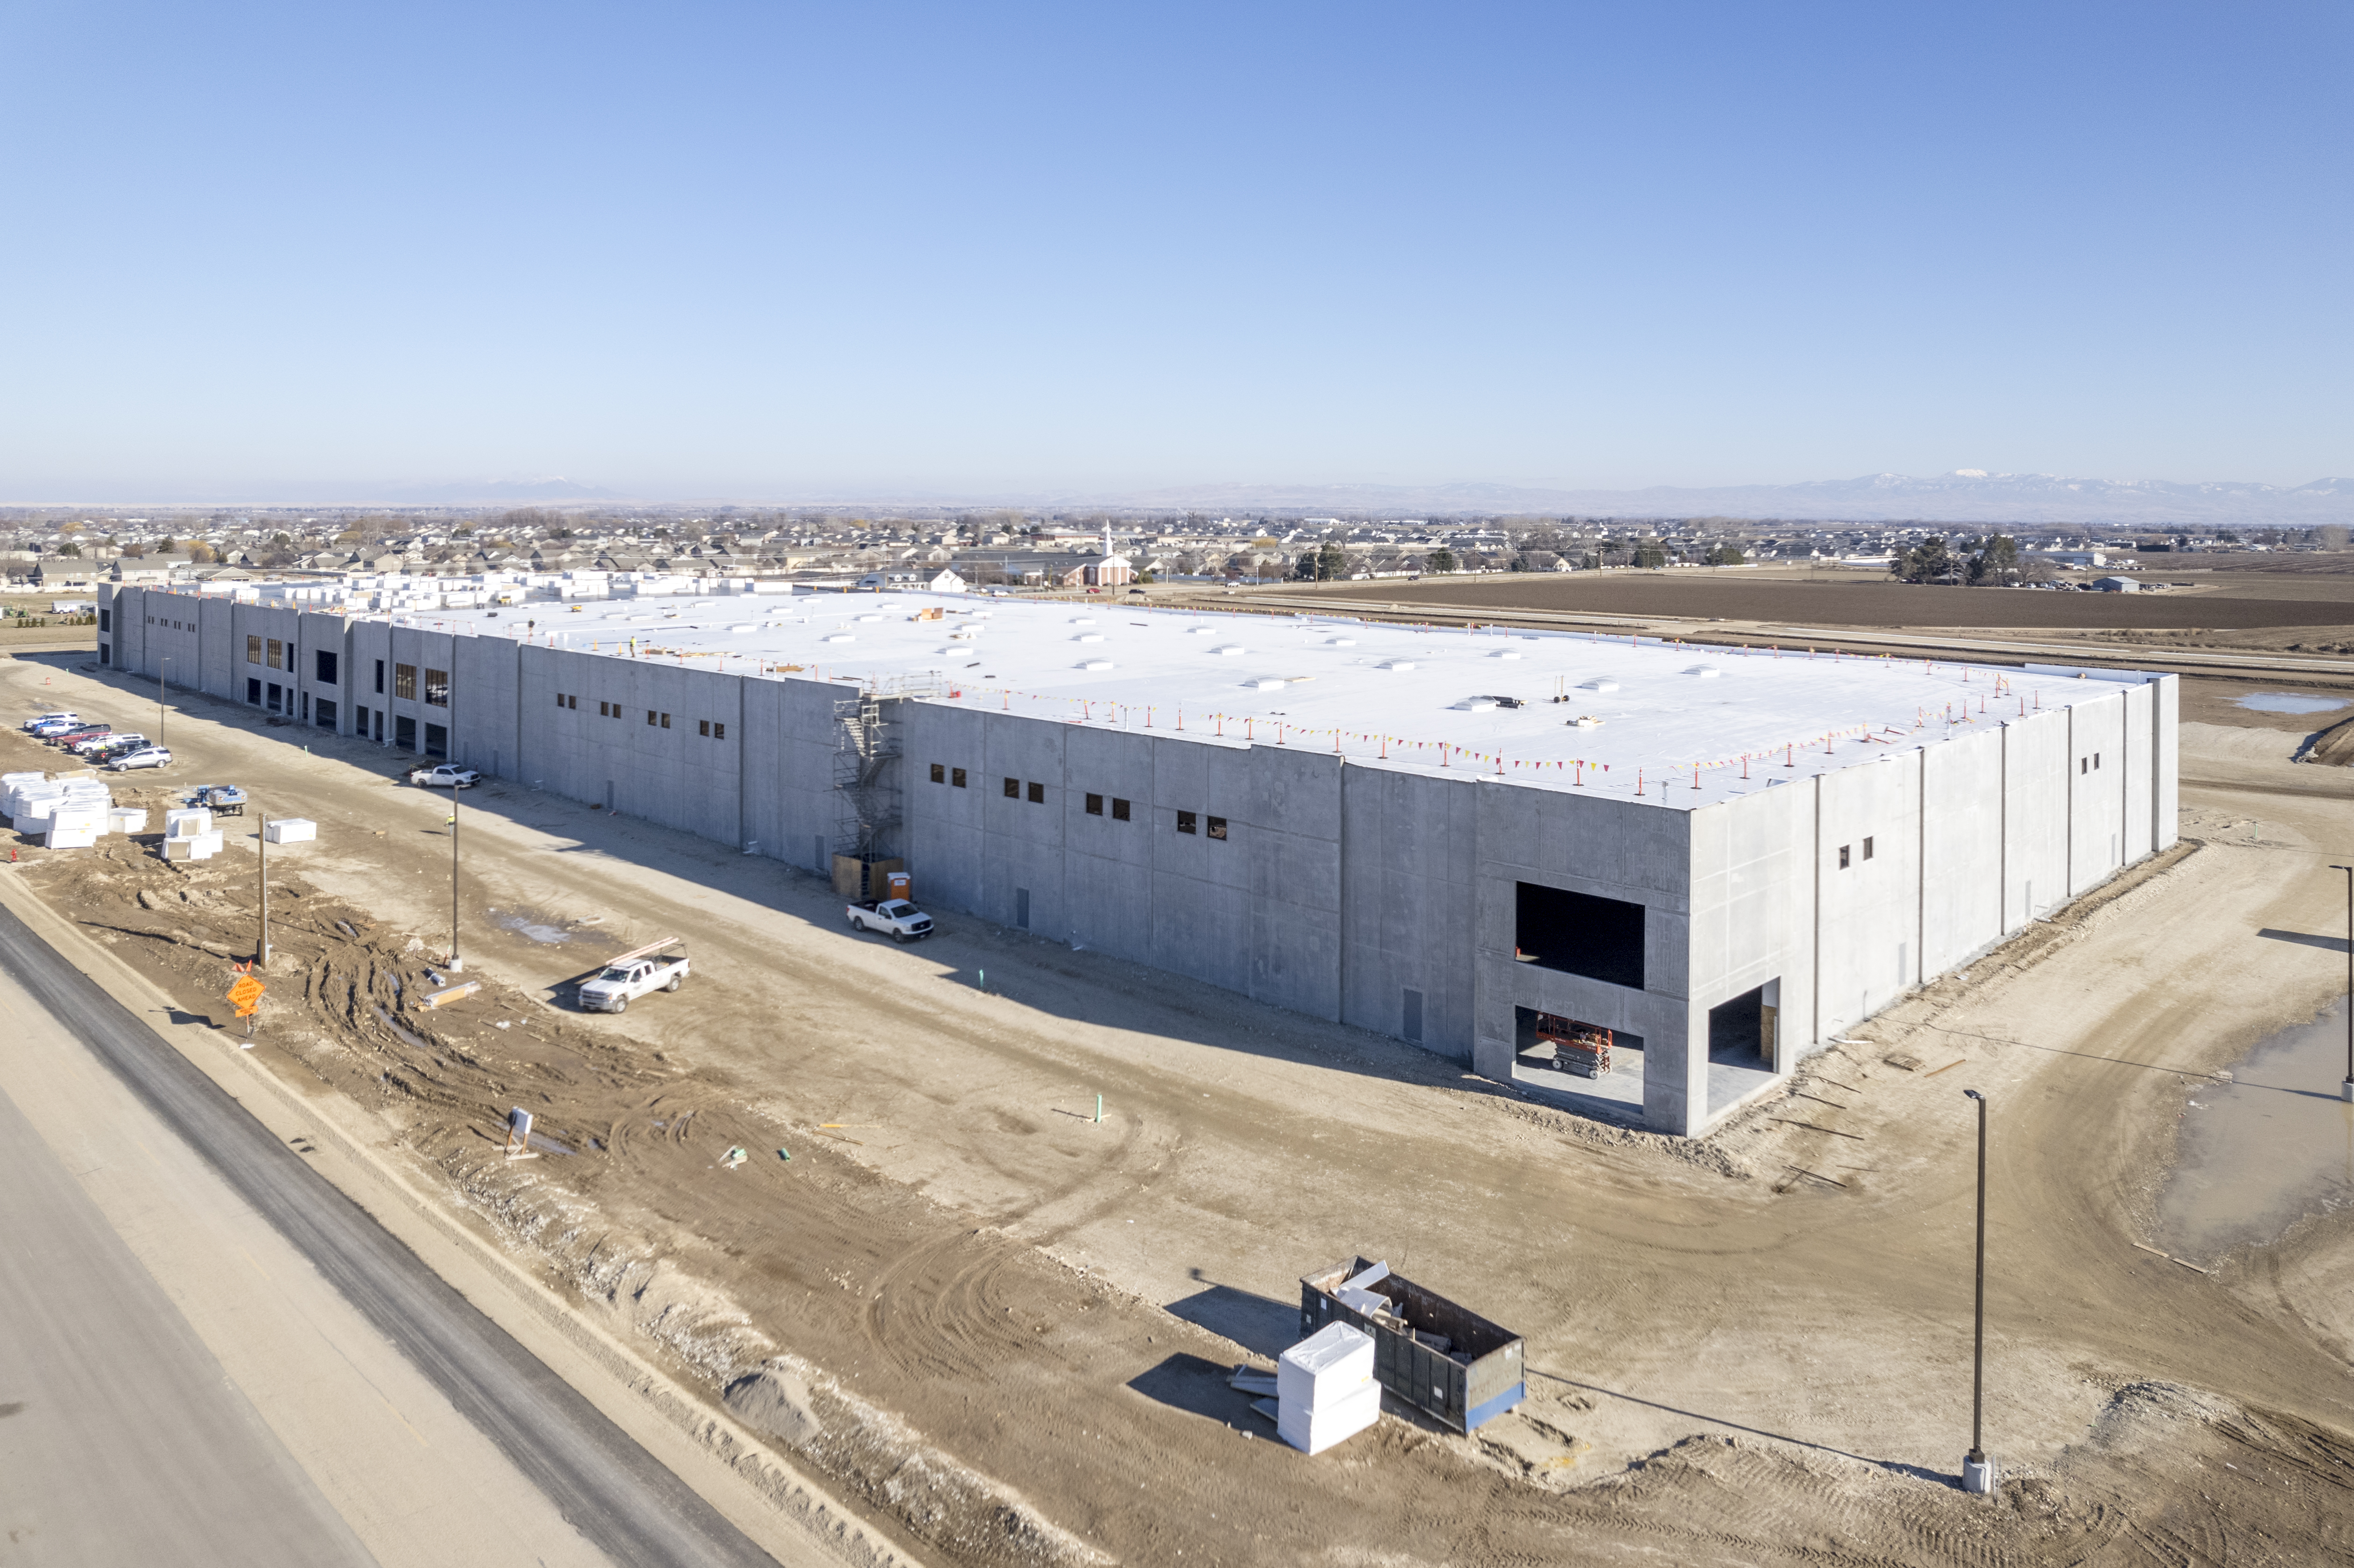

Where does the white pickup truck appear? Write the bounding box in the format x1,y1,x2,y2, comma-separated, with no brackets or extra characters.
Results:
846,899,935,942
578,940,690,1013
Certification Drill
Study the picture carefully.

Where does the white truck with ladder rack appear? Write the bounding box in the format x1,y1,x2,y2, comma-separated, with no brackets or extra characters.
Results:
577,937,690,1013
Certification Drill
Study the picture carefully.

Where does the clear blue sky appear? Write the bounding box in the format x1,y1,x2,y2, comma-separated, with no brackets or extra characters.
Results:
2,1,2346,501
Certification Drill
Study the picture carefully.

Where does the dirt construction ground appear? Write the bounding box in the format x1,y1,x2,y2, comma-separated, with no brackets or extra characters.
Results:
4,650,2352,1566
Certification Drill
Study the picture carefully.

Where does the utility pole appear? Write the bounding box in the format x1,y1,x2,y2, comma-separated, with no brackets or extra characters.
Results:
257,809,271,968
2332,865,2353,1103
158,657,170,749
1961,1088,1993,1494
448,788,462,973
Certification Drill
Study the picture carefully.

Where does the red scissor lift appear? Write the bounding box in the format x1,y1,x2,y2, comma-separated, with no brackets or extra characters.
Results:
1536,1012,1613,1078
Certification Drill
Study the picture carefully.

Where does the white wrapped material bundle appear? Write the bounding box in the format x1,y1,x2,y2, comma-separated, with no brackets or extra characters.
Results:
1276,1376,1380,1455
263,818,316,844
44,826,98,849
109,808,147,834
2,771,46,790
8,786,63,821
187,829,224,861
164,808,213,839
50,803,106,834
1277,1322,1375,1413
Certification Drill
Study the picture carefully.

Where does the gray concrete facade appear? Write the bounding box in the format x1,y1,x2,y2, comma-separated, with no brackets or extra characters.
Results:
100,586,2178,1136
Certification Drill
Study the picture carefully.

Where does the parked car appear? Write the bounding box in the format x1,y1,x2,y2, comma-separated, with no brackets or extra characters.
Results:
845,899,935,942
21,711,78,732
28,716,90,738
407,764,481,789
49,724,110,748
577,946,690,1013
74,731,143,757
108,746,173,771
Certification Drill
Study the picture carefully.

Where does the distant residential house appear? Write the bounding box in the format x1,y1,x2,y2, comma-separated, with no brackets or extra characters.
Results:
111,554,198,583
926,569,969,594
2090,575,2139,593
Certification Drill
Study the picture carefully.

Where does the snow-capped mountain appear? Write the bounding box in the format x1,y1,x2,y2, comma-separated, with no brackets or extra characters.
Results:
1098,472,2354,525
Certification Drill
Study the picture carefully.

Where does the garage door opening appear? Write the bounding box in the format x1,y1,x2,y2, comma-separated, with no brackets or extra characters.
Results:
1511,1007,1644,1124
1514,883,1644,990
1706,981,1782,1114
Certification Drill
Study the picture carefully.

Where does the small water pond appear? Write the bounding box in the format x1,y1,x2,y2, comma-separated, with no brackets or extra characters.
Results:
2156,998,2354,1264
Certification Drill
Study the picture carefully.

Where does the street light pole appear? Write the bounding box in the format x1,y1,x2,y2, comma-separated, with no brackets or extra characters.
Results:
1961,1088,1993,1494
2332,865,2354,1103
158,657,169,749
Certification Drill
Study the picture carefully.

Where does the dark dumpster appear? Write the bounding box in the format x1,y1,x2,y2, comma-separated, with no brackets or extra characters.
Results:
1298,1255,1524,1432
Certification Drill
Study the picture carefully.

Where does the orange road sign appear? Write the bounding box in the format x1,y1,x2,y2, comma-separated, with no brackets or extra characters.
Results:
227,975,265,1017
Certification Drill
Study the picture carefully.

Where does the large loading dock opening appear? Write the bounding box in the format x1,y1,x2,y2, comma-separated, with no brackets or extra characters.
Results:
1511,1007,1645,1123
1706,982,1781,1114
1514,882,1644,989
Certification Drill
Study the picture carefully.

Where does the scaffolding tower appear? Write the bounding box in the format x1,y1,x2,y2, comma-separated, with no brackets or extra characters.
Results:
832,690,901,864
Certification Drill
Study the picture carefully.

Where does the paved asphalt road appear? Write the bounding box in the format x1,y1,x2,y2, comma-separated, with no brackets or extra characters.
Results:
0,901,780,1568
0,1075,380,1566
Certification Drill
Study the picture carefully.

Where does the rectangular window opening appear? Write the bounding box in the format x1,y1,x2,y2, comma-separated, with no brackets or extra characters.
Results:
660,712,670,729
315,649,337,685
1839,844,1851,869
951,767,967,788
374,659,385,695
394,662,416,701
1112,797,1131,821
1862,836,1875,860
266,637,283,670
1026,780,1044,804
424,668,449,707
1004,777,1019,798
711,721,724,740
930,763,945,784
1176,810,1197,834
247,634,262,665
1206,814,1226,840
1402,988,1424,1044
1514,882,1646,990
699,719,711,737
1085,793,1103,815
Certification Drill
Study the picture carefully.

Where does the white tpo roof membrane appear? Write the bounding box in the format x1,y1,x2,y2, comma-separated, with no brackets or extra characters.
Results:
392,592,2145,811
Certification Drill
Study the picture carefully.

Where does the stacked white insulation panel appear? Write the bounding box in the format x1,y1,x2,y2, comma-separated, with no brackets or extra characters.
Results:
263,818,316,844
1276,1322,1379,1455
161,807,223,861
9,776,113,846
